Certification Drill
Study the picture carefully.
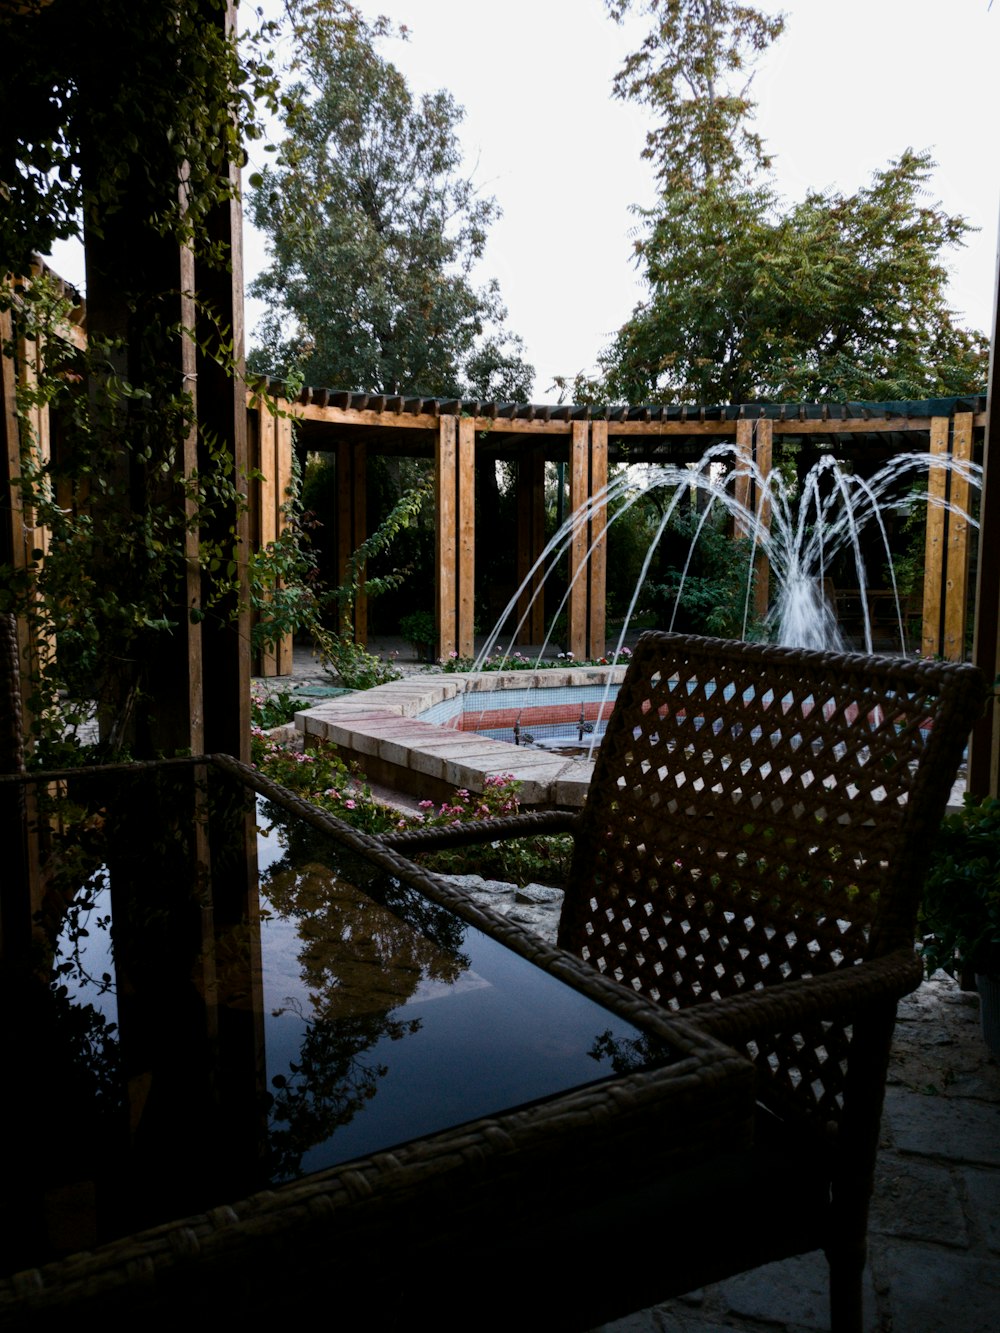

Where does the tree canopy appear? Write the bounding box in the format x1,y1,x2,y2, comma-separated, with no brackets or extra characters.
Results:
247,3,532,399
596,0,988,405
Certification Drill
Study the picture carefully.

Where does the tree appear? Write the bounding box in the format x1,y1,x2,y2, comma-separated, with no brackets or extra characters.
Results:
247,4,532,398
608,0,785,190
599,1,988,404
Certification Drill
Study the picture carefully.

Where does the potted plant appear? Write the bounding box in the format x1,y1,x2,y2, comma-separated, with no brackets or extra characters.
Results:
399,610,436,662
922,795,1000,1057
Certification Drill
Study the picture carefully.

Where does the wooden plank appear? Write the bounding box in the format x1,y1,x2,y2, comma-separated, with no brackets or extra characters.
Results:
921,417,949,657
568,422,588,660
608,421,737,437
733,420,753,538
770,416,979,435
971,210,1000,793
458,417,475,659
14,305,55,710
469,417,573,436
275,412,294,674
435,417,457,658
293,404,445,430
257,403,278,676
943,412,973,661
753,419,773,624
589,421,608,659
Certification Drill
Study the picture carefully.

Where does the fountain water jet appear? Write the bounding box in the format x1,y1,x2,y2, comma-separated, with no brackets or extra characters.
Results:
482,442,981,669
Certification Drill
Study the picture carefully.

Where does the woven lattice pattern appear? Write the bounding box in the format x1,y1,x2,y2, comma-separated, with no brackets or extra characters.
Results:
558,633,982,1123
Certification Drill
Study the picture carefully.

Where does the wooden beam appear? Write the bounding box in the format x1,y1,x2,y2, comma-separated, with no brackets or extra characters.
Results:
589,421,608,660
921,417,949,658
772,415,988,434
435,416,458,659
943,412,973,662
292,403,443,430
568,422,589,660
457,417,475,659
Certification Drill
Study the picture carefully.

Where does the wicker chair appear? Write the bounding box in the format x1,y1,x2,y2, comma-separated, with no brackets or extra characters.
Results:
382,631,985,1331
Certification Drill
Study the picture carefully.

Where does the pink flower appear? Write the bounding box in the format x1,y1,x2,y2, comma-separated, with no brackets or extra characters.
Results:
419,799,434,809
345,799,356,810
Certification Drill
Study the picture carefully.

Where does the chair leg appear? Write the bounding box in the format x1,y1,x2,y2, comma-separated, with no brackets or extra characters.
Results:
828,1241,866,1333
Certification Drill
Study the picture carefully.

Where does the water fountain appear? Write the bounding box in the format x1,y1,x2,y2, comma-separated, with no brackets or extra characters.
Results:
482,442,982,665
297,443,980,804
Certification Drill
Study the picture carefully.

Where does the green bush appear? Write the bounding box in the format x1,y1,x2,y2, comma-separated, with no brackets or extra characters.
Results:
922,795,1000,979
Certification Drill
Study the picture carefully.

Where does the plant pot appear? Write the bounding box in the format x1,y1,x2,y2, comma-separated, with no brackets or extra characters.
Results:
975,973,1000,1059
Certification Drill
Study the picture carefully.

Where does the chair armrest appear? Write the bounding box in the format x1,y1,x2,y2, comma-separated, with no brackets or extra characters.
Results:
380,808,580,853
686,947,924,1045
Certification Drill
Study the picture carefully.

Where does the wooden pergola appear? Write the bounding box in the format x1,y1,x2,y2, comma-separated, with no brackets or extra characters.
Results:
250,385,986,668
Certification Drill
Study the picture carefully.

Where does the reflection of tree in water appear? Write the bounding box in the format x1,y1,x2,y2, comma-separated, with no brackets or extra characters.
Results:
260,816,470,1179
588,1029,671,1076
266,1003,419,1182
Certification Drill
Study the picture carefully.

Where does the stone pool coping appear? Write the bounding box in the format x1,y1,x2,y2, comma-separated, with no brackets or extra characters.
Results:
295,666,627,808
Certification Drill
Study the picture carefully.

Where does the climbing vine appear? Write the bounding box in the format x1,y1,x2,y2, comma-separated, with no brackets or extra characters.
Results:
0,1,285,760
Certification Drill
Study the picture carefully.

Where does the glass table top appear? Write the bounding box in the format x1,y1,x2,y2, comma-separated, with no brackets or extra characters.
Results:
5,761,672,1275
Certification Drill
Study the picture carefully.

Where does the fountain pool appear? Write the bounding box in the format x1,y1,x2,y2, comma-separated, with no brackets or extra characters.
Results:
295,665,627,809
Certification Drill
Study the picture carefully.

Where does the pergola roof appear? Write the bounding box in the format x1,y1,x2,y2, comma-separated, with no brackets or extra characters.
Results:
257,378,986,426
260,378,987,464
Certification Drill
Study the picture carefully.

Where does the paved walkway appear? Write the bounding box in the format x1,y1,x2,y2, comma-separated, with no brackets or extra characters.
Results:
257,642,1000,1332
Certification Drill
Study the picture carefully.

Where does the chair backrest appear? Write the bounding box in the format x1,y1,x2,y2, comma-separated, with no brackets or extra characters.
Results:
558,632,983,1123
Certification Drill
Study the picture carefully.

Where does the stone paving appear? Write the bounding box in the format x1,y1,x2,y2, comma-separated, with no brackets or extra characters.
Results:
258,643,1000,1332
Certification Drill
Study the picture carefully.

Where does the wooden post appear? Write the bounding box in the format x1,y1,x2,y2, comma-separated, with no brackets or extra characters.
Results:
753,420,773,624
256,400,278,676
458,416,475,659
943,412,974,662
971,203,1000,794
568,422,589,660
435,416,458,659
734,419,753,537
2,298,37,742
275,411,295,674
922,417,949,658
516,449,546,646
589,421,608,660
251,399,295,676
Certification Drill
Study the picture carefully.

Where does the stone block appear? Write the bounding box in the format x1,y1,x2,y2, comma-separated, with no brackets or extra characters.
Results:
870,1158,968,1247
884,1087,1000,1166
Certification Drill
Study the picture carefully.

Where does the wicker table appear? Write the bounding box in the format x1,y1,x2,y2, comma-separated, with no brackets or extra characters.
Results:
1,757,753,1330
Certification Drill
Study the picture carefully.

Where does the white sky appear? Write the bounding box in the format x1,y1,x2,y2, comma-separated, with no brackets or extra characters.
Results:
50,0,1000,402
